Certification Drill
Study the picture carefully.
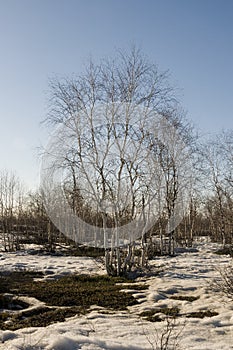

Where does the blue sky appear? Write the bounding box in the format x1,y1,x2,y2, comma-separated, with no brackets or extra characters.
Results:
0,0,233,189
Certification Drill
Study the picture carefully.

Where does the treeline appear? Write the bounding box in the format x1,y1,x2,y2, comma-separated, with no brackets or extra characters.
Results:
0,172,61,252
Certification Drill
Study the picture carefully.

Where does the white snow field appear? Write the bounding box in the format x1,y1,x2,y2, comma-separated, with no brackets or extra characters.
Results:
0,239,232,350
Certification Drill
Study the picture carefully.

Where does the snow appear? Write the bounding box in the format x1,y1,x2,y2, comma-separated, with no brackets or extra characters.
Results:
0,239,232,350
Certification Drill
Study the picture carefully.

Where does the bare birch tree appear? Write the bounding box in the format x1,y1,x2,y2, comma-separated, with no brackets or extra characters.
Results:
42,47,191,275
201,131,233,246
0,170,22,251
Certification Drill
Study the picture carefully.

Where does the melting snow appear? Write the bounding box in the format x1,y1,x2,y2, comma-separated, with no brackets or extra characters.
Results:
0,239,232,349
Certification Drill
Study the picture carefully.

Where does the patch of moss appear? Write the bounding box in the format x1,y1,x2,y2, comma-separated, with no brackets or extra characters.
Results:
140,310,162,322
186,310,218,318
0,272,139,330
62,245,105,257
0,271,44,294
215,246,233,257
120,284,149,291
140,307,180,322
0,311,9,321
19,274,138,310
170,295,199,302
0,294,30,311
0,306,84,330
159,307,180,316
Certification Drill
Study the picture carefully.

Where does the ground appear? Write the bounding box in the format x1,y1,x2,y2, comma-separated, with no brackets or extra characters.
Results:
0,238,232,350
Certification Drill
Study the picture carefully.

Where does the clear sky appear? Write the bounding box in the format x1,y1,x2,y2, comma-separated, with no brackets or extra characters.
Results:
0,0,233,190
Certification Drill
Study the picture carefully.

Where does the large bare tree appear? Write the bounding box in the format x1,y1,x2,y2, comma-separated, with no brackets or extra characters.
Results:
42,47,192,275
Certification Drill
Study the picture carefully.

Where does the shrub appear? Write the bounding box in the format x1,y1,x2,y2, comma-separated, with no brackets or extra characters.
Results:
213,264,233,299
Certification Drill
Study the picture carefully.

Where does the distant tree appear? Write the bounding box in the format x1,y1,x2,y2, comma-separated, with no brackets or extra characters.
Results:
25,190,62,251
219,130,233,190
0,170,23,251
201,131,233,245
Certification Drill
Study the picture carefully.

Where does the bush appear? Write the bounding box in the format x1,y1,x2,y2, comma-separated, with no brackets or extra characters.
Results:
213,264,233,299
